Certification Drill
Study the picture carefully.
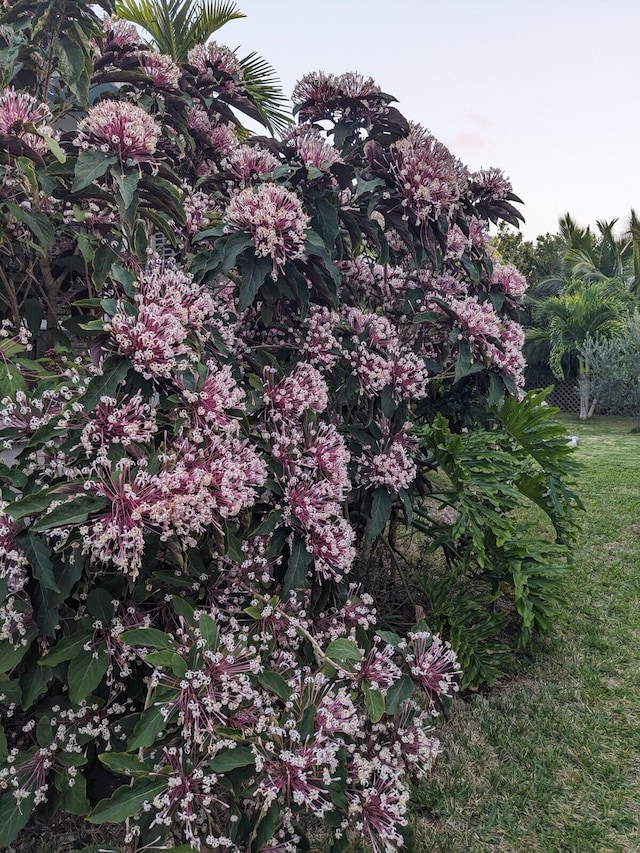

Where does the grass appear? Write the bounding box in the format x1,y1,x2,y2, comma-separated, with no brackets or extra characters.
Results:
412,414,640,853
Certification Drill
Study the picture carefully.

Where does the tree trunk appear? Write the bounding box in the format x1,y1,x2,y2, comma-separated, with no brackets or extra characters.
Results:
578,357,591,420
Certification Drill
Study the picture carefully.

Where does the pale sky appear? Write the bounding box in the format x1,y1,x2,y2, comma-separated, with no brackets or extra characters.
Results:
221,0,640,240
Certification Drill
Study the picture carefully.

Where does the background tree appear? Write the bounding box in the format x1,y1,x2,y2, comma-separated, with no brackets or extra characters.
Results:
527,280,629,418
582,310,640,427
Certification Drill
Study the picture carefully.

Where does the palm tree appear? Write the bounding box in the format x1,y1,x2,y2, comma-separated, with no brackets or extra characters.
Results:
114,0,290,133
526,281,629,419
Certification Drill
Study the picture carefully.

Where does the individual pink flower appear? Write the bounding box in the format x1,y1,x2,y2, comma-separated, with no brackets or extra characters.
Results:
0,511,28,588
301,305,341,368
87,459,165,576
301,421,351,493
183,187,214,235
445,223,470,260
388,702,442,779
225,184,309,279
284,476,340,530
0,87,54,155
291,71,340,121
488,319,527,386
107,261,217,379
448,294,501,351
347,767,409,853
254,729,339,816
358,437,417,493
354,638,402,692
307,516,356,581
292,71,385,124
179,361,245,436
75,100,160,163
102,16,140,49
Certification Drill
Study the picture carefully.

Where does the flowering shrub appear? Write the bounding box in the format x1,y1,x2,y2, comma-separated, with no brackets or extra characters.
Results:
0,1,581,850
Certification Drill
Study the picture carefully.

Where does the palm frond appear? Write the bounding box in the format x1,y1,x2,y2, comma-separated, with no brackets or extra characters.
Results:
237,51,291,135
114,0,245,61
628,208,640,293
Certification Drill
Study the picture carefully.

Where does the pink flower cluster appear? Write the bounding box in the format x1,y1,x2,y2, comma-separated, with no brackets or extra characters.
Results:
107,260,217,379
357,429,417,493
133,50,181,89
224,143,279,184
0,87,54,155
225,184,309,279
284,126,341,172
187,106,239,155
188,42,243,92
75,100,160,162
386,124,465,224
491,261,528,298
292,71,386,123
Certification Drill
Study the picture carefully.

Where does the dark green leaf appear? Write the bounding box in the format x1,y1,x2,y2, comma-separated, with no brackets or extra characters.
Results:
57,770,89,815
88,777,168,824
198,614,218,650
311,197,339,248
5,201,54,249
282,536,312,598
80,356,130,411
0,791,34,848
384,674,414,715
119,628,176,650
73,150,117,192
209,746,255,774
114,170,139,211
238,253,272,311
30,495,110,532
92,242,118,288
39,630,92,666
325,638,362,664
0,674,22,704
68,643,108,703
256,669,292,702
363,683,385,723
128,703,168,750
86,587,114,623
367,487,392,540
21,532,58,592
98,752,150,776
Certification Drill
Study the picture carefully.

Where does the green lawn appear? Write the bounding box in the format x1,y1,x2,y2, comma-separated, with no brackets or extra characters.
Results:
413,415,640,853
